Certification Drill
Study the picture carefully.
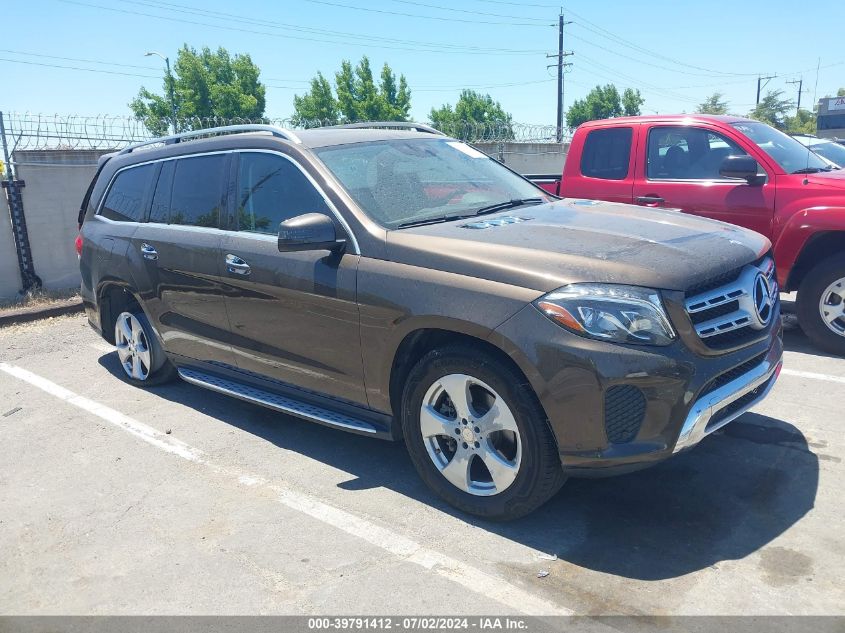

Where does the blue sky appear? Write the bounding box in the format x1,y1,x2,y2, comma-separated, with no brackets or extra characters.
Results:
2,0,844,124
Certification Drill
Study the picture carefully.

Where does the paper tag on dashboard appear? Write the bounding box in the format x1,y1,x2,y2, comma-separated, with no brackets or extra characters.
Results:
446,141,486,159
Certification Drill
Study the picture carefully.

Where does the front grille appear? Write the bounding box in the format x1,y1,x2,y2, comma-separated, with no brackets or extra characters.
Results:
700,352,767,397
604,385,646,444
684,256,778,350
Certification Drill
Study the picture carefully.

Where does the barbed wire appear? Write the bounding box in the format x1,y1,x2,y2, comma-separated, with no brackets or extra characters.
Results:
0,112,569,151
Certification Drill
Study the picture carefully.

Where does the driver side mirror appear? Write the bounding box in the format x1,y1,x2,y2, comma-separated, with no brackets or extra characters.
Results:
278,213,346,253
719,155,764,185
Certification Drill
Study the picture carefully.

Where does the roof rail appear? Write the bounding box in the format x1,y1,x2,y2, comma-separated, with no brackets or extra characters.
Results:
116,124,302,156
322,121,446,136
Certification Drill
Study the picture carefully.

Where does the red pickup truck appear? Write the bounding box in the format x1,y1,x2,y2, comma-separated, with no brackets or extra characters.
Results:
532,114,845,354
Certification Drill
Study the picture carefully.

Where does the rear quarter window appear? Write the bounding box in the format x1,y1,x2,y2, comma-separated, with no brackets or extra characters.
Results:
99,164,155,222
580,127,633,180
169,155,228,228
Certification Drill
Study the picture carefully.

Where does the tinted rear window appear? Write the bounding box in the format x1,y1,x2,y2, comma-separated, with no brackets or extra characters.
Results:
580,127,633,180
169,155,227,228
100,164,154,222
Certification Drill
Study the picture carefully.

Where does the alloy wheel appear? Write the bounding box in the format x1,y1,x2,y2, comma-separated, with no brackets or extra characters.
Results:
419,373,522,497
114,312,153,381
819,277,845,337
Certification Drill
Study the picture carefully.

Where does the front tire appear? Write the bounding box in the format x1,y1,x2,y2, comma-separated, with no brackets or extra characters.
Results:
797,254,845,356
401,346,565,520
114,311,176,386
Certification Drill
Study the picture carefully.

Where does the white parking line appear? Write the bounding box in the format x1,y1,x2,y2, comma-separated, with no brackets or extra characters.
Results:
781,368,845,385
0,362,572,617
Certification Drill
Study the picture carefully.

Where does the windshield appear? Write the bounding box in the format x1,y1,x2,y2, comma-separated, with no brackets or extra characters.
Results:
314,138,550,229
731,121,831,173
805,140,845,168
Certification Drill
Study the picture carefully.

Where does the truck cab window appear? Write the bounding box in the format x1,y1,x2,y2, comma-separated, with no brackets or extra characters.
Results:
579,127,633,180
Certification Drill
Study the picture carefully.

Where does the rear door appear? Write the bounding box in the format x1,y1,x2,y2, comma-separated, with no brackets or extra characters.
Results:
219,150,366,405
128,153,236,365
631,124,775,238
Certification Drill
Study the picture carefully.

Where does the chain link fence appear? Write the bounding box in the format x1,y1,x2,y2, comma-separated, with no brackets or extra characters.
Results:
0,112,566,154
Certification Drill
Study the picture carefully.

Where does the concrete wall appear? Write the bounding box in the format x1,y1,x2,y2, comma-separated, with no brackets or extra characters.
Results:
0,150,109,298
475,142,569,175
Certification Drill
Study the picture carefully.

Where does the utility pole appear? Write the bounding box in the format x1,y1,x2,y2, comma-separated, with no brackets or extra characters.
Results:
786,77,803,115
547,12,573,143
756,74,776,105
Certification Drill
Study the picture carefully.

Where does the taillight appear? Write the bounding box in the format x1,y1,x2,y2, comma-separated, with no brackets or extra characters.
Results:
75,233,83,258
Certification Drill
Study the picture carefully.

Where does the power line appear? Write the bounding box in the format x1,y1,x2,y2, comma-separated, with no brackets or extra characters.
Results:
303,0,547,26
388,0,550,22
0,56,159,79
118,0,547,54
59,0,547,56
0,49,160,71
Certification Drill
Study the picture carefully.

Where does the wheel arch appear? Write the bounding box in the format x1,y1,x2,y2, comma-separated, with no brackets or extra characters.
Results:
387,326,550,440
785,230,845,292
96,280,143,345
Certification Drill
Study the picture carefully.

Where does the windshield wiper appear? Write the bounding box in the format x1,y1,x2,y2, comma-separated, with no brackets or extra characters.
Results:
472,197,545,216
791,167,824,174
396,214,472,229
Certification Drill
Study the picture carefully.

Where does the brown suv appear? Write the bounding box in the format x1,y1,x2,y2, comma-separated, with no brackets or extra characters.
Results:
78,123,783,519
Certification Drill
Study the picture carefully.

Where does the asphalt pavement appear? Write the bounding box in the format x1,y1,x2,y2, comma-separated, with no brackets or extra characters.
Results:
1,314,842,616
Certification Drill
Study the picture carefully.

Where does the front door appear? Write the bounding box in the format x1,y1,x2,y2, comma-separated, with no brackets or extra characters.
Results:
219,150,366,406
128,153,236,365
631,125,775,238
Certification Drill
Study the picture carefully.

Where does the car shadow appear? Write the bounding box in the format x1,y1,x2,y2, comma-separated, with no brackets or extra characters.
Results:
98,354,819,582
782,321,842,359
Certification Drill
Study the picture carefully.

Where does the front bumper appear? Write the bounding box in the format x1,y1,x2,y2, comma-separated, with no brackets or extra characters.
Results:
673,343,782,453
489,302,783,476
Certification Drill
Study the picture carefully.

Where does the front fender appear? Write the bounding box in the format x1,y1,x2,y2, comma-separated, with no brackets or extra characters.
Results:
773,206,845,289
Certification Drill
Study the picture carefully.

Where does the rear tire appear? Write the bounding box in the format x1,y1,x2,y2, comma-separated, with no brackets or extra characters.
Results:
113,310,176,386
797,254,845,356
401,345,565,520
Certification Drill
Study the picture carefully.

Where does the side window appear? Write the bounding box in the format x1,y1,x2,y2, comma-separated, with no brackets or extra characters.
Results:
580,127,633,180
100,164,154,222
148,161,174,223
237,153,329,234
169,155,227,228
647,127,748,180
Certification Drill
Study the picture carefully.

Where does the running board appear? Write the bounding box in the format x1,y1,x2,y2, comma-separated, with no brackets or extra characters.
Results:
178,368,379,434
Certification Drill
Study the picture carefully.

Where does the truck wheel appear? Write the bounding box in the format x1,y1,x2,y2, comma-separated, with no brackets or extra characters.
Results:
797,254,845,356
114,311,176,386
401,346,565,520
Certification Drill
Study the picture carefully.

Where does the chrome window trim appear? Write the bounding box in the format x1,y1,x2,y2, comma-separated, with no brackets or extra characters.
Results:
233,149,361,255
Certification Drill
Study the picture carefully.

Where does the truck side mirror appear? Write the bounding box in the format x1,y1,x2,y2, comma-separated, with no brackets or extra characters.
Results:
719,155,763,185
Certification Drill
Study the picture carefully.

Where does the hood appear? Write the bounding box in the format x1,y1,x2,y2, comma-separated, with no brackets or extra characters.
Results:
386,199,769,293
805,168,845,191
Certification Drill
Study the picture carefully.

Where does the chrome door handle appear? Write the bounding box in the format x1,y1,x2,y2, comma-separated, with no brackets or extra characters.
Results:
141,243,158,260
225,253,251,275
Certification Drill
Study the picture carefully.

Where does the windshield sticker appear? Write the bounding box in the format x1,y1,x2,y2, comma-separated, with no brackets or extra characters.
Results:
446,141,487,159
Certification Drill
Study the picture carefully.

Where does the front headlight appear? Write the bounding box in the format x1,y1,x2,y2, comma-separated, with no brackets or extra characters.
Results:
534,284,676,346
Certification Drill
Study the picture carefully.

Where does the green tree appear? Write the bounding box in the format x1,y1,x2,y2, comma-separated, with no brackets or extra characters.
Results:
697,92,729,115
748,90,793,130
621,88,644,116
428,89,513,141
566,84,643,128
838,87,845,97
130,45,265,135
291,73,339,127
292,56,411,125
785,109,817,135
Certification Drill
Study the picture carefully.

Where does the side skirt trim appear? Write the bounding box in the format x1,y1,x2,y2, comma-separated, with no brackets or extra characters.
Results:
178,367,380,435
